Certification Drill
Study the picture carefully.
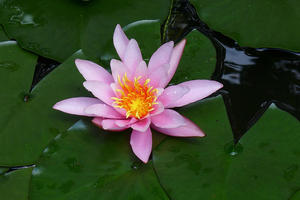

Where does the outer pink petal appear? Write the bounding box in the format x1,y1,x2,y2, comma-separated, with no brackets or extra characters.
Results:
102,119,128,131
115,118,137,127
131,118,151,132
110,59,127,82
148,41,174,71
113,24,129,60
83,81,115,106
165,39,186,86
130,128,152,163
148,63,169,88
53,97,102,117
151,109,185,128
92,118,127,131
85,103,124,119
158,85,190,108
167,80,223,108
151,116,205,137
123,39,143,73
75,59,114,84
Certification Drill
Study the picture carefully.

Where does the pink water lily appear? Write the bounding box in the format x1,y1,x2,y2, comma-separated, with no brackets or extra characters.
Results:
53,24,223,163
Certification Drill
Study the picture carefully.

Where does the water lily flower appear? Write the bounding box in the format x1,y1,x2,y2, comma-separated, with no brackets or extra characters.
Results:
53,24,223,163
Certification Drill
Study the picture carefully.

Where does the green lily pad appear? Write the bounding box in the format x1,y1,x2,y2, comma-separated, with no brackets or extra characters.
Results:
0,25,8,41
0,167,33,200
30,120,169,200
0,45,90,166
0,0,170,62
290,190,300,200
153,98,300,200
190,0,300,51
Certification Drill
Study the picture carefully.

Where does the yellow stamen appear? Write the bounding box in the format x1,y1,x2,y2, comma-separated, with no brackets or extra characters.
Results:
111,74,158,119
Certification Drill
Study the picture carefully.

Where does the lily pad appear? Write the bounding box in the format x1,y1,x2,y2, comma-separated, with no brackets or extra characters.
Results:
29,120,169,200
0,25,8,41
190,0,300,51
0,46,89,166
153,98,300,200
0,0,170,62
0,167,33,200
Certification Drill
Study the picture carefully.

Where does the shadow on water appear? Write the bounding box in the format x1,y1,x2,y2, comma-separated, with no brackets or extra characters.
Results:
162,0,300,143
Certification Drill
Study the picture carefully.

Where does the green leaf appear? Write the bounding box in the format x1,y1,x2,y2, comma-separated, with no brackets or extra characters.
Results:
30,120,169,200
153,97,300,200
0,46,90,166
0,0,170,62
190,0,300,51
0,167,33,200
0,25,8,41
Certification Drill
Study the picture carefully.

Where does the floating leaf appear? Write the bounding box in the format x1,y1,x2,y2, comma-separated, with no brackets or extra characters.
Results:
0,0,170,61
0,25,8,41
0,167,33,200
0,45,89,166
153,98,300,200
30,120,169,200
190,0,300,51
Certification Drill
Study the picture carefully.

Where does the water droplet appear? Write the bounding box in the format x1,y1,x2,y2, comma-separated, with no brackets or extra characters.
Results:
9,7,41,27
0,61,19,72
19,92,33,102
224,141,243,156
32,167,43,176
131,160,143,170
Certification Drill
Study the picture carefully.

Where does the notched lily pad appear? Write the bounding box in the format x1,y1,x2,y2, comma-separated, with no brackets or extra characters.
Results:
0,167,33,200
30,120,169,200
153,98,300,200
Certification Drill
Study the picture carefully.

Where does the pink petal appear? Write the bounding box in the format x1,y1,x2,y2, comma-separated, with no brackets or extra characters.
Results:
148,63,169,88
148,41,174,72
85,103,124,119
123,39,143,73
158,85,190,108
83,81,115,106
113,24,129,60
151,109,185,128
131,118,151,132
102,119,128,131
110,59,127,82
151,116,205,137
167,80,223,108
75,59,113,84
53,97,102,116
130,128,152,163
165,39,186,86
150,101,164,116
134,61,147,81
115,118,137,127
92,118,127,131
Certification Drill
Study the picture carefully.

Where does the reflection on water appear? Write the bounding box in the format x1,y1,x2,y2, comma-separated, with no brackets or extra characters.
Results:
162,0,300,142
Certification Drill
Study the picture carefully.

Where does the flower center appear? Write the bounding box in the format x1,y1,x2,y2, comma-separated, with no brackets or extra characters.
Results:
112,73,158,119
